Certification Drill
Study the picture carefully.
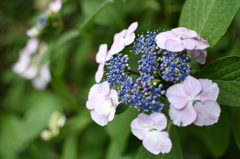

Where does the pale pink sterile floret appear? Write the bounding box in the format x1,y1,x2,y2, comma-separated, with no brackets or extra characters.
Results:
166,76,220,127
131,113,172,155
108,22,138,56
48,0,62,13
95,44,112,83
155,27,210,64
86,81,119,126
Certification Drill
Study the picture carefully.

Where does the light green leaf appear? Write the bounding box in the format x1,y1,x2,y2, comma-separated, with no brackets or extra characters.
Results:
134,124,183,159
105,108,138,155
179,0,240,47
22,92,61,142
193,56,240,106
62,135,78,159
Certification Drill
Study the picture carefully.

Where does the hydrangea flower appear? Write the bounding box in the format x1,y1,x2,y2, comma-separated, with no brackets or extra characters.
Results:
131,113,172,155
95,44,112,83
48,0,62,13
12,39,51,90
86,81,119,126
166,76,220,127
108,22,138,56
155,27,210,64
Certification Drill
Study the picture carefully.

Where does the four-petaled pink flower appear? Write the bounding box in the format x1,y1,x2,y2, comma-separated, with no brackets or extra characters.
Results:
155,27,210,64
95,44,112,83
48,0,62,13
108,22,138,56
131,113,172,155
166,76,220,127
86,81,119,126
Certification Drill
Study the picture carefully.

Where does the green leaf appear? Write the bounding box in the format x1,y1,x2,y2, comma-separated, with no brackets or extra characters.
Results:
193,56,240,106
0,114,24,159
51,72,82,112
193,107,230,158
22,92,61,142
229,107,240,150
105,108,138,155
62,135,78,159
79,0,114,34
179,0,240,47
0,92,61,158
134,124,183,159
115,103,129,115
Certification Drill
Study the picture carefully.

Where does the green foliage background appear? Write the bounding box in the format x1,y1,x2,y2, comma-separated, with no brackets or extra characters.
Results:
1,0,240,158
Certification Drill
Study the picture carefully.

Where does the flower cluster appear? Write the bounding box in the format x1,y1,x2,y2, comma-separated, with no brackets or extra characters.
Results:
86,23,220,155
12,38,51,90
27,0,62,37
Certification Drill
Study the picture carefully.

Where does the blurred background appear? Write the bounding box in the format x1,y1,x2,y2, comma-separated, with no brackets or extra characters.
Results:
1,0,240,158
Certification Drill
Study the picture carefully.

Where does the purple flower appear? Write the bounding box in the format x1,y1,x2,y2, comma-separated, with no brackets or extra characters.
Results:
95,44,112,83
108,22,138,56
166,76,220,127
131,113,172,155
155,27,210,64
86,81,119,126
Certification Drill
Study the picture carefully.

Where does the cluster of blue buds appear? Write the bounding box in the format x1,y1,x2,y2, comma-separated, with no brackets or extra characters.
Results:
105,29,193,113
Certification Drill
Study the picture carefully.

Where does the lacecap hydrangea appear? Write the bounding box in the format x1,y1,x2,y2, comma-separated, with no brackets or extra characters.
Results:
86,22,220,155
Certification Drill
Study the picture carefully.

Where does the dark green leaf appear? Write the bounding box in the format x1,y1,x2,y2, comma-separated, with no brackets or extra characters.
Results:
179,0,240,47
79,0,114,34
115,103,129,115
229,107,240,150
193,56,240,106
193,107,230,158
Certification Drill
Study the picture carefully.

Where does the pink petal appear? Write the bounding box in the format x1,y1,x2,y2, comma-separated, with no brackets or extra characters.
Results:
86,98,97,109
182,39,196,50
131,118,146,140
25,38,40,55
94,96,113,115
169,103,197,127
88,84,100,100
96,44,108,64
143,131,172,154
48,0,62,13
95,64,104,83
123,33,135,46
90,110,109,126
126,22,138,37
193,38,210,50
32,64,51,90
156,31,178,49
137,113,154,127
97,81,110,95
149,113,167,131
171,27,198,38
198,79,219,101
164,39,184,52
107,106,116,121
189,49,207,64
166,83,189,109
108,43,125,56
109,89,119,106
182,76,202,98
193,100,221,126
